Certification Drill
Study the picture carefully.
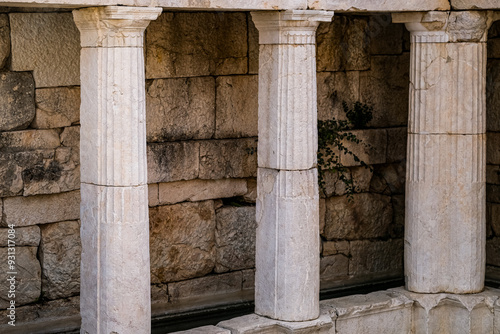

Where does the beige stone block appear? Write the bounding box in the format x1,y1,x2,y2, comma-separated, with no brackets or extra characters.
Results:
215,206,256,273
451,0,499,9
10,13,80,87
319,197,326,234
309,0,450,11
32,87,80,129
243,178,257,203
321,169,350,198
199,139,257,179
170,326,230,334
158,179,247,205
349,239,403,277
148,183,159,207
0,72,35,132
360,55,409,128
0,247,41,308
340,129,387,166
147,141,200,183
2,190,80,227
0,225,40,247
242,269,255,290
169,271,243,302
317,71,360,122
0,129,60,151
316,16,370,72
0,151,37,197
387,127,407,163
324,193,392,240
146,12,247,79
370,163,406,195
215,75,258,138
39,220,80,300
149,201,215,283
369,15,403,55
60,126,80,148
351,166,373,193
322,240,349,257
320,254,349,284
151,283,168,302
0,14,9,69
146,77,215,142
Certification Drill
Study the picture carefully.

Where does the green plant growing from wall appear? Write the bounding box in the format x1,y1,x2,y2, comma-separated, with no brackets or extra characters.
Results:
317,101,373,196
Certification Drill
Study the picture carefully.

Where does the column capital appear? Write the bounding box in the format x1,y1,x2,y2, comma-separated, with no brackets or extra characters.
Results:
73,6,162,48
251,10,334,45
392,11,495,43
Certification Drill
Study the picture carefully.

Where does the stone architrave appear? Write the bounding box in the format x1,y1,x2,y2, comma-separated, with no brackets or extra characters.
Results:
251,10,334,322
392,11,495,294
73,6,162,334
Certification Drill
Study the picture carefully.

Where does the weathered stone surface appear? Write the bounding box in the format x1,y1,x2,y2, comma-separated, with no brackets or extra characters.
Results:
158,179,247,205
310,0,450,11
146,77,215,142
148,183,159,207
320,254,349,283
386,127,407,163
324,193,393,240
60,126,80,149
451,0,500,9
147,141,199,183
151,283,168,302
215,75,258,138
0,15,9,69
488,184,500,203
322,240,349,257
360,55,410,128
0,247,41,308
149,201,215,283
39,220,80,300
317,16,370,72
351,166,373,193
0,151,39,197
169,271,243,301
244,178,257,203
370,163,405,195
199,139,257,179
248,17,259,75
488,61,500,132
10,13,80,87
242,269,255,290
0,225,40,247
487,165,500,185
391,195,405,238
322,169,350,198
488,132,500,164
0,129,60,152
2,190,80,227
489,203,500,236
349,239,403,277
146,12,247,79
487,238,500,267
32,87,80,129
369,15,403,55
171,326,230,334
215,206,256,273
340,129,387,166
0,71,35,131
317,71,360,122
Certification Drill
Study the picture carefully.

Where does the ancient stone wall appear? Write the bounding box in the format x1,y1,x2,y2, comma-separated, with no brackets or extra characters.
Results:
0,9,410,326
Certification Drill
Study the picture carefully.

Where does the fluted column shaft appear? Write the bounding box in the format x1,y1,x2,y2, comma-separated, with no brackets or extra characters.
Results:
73,6,161,334
251,10,333,322
393,11,494,294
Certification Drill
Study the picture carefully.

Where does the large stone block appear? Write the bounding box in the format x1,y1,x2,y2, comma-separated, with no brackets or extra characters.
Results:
0,14,9,69
309,0,450,11
0,225,40,247
0,71,35,131
0,129,60,152
146,77,215,142
147,141,200,183
317,16,370,72
349,239,403,277
170,326,230,334
215,75,258,138
10,13,80,87
387,127,407,163
0,247,41,308
39,220,80,300
360,54,410,128
317,71,360,122
340,129,387,166
320,254,349,284
149,201,216,283
215,206,256,273
199,138,257,179
370,163,406,195
324,193,393,240
158,179,247,205
146,12,247,79
368,15,404,55
32,87,80,129
451,0,500,9
2,190,80,227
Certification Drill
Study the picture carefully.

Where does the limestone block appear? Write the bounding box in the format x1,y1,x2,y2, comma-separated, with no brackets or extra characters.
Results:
255,168,319,321
168,271,243,302
244,178,257,203
489,132,500,164
322,240,349,257
2,190,80,227
146,77,215,142
340,129,387,166
10,13,80,87
451,0,500,9
324,193,393,240
360,54,409,128
0,72,35,131
60,126,80,149
170,326,230,334
369,15,404,55
351,166,373,193
32,87,80,129
487,60,500,132
322,291,413,334
320,254,349,284
248,17,259,75
146,12,248,79
158,179,247,205
0,129,60,152
0,247,41,308
321,169,350,198
215,75,258,138
0,225,40,247
316,16,370,72
218,313,334,334
0,151,40,197
148,183,159,207
147,141,200,183
387,127,407,163
199,139,257,179
149,201,215,283
370,163,406,195
39,220,80,300
242,269,255,290
319,198,326,234
349,239,403,277
317,71,360,122
309,0,450,11
215,206,256,273
0,14,9,69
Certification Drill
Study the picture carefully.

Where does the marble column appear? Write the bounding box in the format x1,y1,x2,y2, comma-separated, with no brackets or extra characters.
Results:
73,6,161,334
251,10,333,321
393,11,494,294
